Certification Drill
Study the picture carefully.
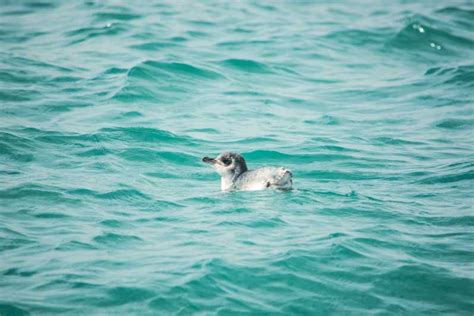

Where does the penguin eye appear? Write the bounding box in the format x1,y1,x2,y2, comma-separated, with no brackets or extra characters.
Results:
222,158,231,166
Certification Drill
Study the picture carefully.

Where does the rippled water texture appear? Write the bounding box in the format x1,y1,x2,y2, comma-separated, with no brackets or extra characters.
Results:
1,0,473,314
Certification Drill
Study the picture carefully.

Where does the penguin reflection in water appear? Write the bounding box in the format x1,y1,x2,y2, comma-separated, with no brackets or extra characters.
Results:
202,152,293,191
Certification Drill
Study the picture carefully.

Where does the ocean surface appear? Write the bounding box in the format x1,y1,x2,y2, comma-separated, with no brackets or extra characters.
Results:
1,0,473,314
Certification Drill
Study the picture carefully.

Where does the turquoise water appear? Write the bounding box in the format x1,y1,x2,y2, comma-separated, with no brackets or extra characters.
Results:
1,0,473,314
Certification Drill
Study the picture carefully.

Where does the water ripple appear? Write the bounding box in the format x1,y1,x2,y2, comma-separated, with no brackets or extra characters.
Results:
1,1,472,314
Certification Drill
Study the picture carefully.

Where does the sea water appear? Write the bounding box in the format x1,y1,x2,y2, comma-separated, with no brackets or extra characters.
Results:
1,1,473,314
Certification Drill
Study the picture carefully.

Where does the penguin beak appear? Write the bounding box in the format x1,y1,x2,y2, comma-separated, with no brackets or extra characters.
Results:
202,156,216,164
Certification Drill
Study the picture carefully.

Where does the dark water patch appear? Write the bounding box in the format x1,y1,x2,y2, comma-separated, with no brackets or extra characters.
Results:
100,219,130,228
118,111,143,118
111,85,159,102
219,217,286,229
0,70,45,84
317,206,399,220
128,60,223,80
43,100,93,113
318,145,356,153
75,147,110,157
68,188,151,202
46,75,82,83
185,128,220,134
0,170,21,176
55,240,97,251
304,115,341,126
214,136,279,145
1,55,76,73
0,89,41,102
323,29,388,47
103,67,128,75
34,212,71,219
141,199,184,211
187,19,216,27
372,136,425,146
129,41,178,51
440,160,474,171
219,59,273,74
69,281,102,289
212,207,252,215
223,90,268,97
0,304,30,316
143,171,176,179
387,18,474,58
94,12,142,21
93,232,142,246
299,170,378,181
118,148,199,166
0,9,35,16
319,242,370,261
217,40,273,48
420,215,474,228
413,94,462,108
425,64,474,88
272,251,322,273
99,126,194,144
142,215,182,224
23,1,56,9
435,6,474,29
0,132,35,162
0,237,36,252
3,268,37,277
373,264,474,313
245,150,353,163
0,185,64,200
20,128,98,145
186,30,208,38
166,262,229,304
418,169,474,184
65,23,128,45
99,287,155,306
435,118,473,129
0,30,47,43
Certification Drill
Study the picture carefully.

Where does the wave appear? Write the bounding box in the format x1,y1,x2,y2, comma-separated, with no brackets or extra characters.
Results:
65,23,129,45
99,126,195,145
0,236,36,252
55,240,97,251
435,118,473,129
93,12,142,21
0,131,35,162
117,148,200,166
218,59,273,74
425,64,474,88
386,15,474,59
0,304,31,316
129,41,178,51
434,6,474,29
323,29,388,47
373,264,474,312
0,185,65,200
112,60,223,103
68,188,151,202
298,170,377,180
128,60,222,80
418,169,474,184
93,233,143,246
244,150,354,163
0,89,42,102
1,1,473,315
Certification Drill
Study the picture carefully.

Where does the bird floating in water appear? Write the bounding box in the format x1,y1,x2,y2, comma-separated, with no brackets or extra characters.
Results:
202,152,293,191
